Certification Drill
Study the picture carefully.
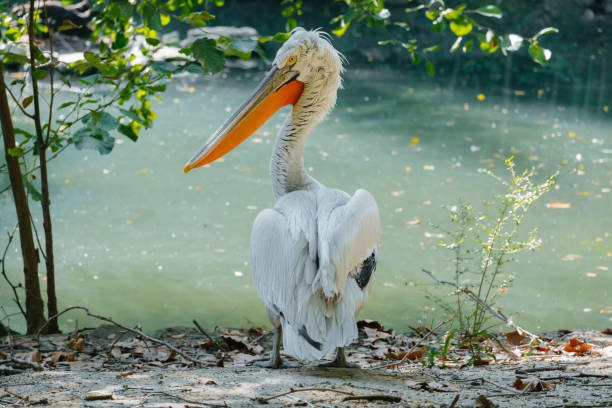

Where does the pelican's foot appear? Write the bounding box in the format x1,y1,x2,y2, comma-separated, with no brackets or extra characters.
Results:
317,347,359,369
253,355,299,369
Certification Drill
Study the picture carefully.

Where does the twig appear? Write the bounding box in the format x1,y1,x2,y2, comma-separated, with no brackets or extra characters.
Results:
257,388,355,403
448,394,460,408
193,319,223,350
422,269,541,342
0,225,26,319
342,394,401,403
36,306,207,366
370,317,454,369
149,390,227,407
515,365,567,374
480,377,520,394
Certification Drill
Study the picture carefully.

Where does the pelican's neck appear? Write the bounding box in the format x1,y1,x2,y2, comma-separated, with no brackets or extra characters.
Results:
270,110,315,200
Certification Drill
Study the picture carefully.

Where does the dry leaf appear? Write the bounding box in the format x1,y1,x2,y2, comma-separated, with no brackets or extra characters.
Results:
476,394,498,408
405,380,458,392
564,338,592,355
46,351,75,364
513,377,556,392
473,358,490,366
505,330,526,346
358,320,386,332
67,337,86,351
216,357,224,367
601,328,612,335
171,333,186,339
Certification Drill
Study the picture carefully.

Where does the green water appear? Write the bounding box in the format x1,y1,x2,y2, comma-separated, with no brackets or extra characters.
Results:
1,69,611,333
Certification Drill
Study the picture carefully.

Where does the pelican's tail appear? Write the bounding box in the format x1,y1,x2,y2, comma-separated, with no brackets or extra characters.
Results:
280,278,367,361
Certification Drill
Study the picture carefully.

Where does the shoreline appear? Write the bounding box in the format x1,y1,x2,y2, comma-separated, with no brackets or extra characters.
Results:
1,323,610,407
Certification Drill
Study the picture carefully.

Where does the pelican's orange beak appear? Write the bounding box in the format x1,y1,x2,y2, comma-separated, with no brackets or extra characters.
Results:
184,67,304,173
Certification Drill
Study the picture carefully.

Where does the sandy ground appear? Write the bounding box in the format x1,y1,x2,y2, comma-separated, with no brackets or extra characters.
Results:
1,327,611,407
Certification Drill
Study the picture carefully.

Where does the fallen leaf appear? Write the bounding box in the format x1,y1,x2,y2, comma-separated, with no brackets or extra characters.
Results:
46,351,75,364
505,330,527,346
513,377,556,392
473,358,490,366
67,336,86,351
171,333,186,339
564,338,592,355
358,320,386,332
216,357,224,367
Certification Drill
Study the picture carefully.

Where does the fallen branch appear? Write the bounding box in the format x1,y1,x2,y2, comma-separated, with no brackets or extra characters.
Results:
342,394,401,403
149,390,227,407
371,317,453,369
422,269,541,343
193,319,224,350
256,387,355,403
36,306,207,366
515,365,567,374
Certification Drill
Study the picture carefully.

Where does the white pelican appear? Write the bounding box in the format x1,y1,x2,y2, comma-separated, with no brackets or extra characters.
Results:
184,28,381,368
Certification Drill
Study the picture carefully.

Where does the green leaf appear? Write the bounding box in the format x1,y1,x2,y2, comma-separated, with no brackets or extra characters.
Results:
112,33,128,49
23,177,42,201
432,19,446,33
72,127,115,155
425,9,439,20
528,43,552,66
409,52,420,66
423,45,440,53
119,108,144,124
78,73,102,85
332,20,350,37
502,34,523,52
33,69,47,80
192,38,225,74
533,27,558,39
480,31,500,53
8,147,24,157
22,95,33,108
146,37,161,46
5,27,20,41
58,101,75,110
443,5,466,20
449,16,472,36
462,39,473,53
185,10,215,27
86,111,119,131
151,61,178,74
142,4,162,31
425,59,435,76
473,5,502,18
450,36,462,52
14,128,34,140
119,124,138,141
161,13,171,26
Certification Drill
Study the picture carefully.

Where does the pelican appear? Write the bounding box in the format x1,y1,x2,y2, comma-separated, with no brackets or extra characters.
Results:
184,28,381,368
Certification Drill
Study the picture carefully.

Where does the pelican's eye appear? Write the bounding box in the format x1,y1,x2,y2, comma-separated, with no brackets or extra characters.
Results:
285,55,298,67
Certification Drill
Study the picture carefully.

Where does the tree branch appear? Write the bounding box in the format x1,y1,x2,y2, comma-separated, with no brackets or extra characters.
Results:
1,226,27,319
36,306,208,366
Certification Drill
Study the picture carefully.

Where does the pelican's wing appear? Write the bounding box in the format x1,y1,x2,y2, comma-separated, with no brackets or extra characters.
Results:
250,191,324,359
315,188,381,300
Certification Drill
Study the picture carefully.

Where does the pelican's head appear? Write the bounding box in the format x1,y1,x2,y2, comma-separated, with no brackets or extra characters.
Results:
184,28,343,173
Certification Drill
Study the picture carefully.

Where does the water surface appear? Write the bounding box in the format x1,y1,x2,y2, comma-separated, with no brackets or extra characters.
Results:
1,68,611,333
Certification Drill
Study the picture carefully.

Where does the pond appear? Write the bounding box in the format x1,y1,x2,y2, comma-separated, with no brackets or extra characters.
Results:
1,68,611,334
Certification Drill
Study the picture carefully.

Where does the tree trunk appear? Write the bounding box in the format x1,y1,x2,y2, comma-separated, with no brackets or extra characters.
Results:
27,0,59,333
0,62,46,334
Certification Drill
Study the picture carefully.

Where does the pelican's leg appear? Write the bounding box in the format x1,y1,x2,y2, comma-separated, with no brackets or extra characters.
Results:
318,347,359,368
254,326,282,369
